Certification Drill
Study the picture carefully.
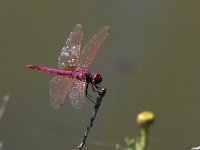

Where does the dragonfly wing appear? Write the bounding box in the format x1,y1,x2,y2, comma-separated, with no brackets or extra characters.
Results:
49,76,74,109
79,26,111,68
58,24,83,70
69,80,86,109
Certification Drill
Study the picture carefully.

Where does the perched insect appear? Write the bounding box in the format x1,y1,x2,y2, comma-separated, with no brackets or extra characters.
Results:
27,24,110,109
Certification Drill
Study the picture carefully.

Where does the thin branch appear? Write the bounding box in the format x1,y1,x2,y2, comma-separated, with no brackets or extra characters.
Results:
191,146,200,150
77,87,107,150
0,95,10,120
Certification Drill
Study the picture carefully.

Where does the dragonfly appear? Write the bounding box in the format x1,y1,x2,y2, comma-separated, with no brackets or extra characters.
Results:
27,24,110,109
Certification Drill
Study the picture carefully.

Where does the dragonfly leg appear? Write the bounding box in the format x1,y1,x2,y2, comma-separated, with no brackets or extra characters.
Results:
93,84,103,92
86,94,95,104
92,84,107,95
98,83,106,89
85,83,106,104
86,83,95,104
91,84,99,92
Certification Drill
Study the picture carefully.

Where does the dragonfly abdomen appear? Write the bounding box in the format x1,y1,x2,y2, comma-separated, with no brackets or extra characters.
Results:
26,64,74,76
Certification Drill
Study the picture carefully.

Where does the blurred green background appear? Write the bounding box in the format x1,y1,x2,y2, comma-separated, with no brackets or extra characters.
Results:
0,0,200,150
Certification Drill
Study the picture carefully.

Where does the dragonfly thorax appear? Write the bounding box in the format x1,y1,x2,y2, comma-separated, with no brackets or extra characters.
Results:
75,70,102,85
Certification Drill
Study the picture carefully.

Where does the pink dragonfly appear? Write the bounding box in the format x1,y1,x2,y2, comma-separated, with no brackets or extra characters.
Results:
27,24,110,109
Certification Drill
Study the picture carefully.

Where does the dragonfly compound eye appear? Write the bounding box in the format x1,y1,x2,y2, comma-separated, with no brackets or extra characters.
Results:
93,73,102,84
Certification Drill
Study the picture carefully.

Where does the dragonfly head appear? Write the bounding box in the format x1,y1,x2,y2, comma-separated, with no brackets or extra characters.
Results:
92,73,102,84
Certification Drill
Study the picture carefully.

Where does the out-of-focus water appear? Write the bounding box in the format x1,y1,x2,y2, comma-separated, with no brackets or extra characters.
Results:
0,0,200,150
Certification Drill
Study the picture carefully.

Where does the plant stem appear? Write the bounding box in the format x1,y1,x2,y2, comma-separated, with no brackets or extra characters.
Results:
77,87,106,150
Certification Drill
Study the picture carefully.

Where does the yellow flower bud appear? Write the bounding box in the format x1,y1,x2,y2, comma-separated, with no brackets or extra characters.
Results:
137,111,155,128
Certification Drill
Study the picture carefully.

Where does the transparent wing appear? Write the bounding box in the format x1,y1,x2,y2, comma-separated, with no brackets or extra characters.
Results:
79,26,111,68
49,76,74,109
69,80,86,109
58,24,83,70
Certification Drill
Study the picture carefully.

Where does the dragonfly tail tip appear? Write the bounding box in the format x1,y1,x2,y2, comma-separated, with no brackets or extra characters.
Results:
26,64,37,69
